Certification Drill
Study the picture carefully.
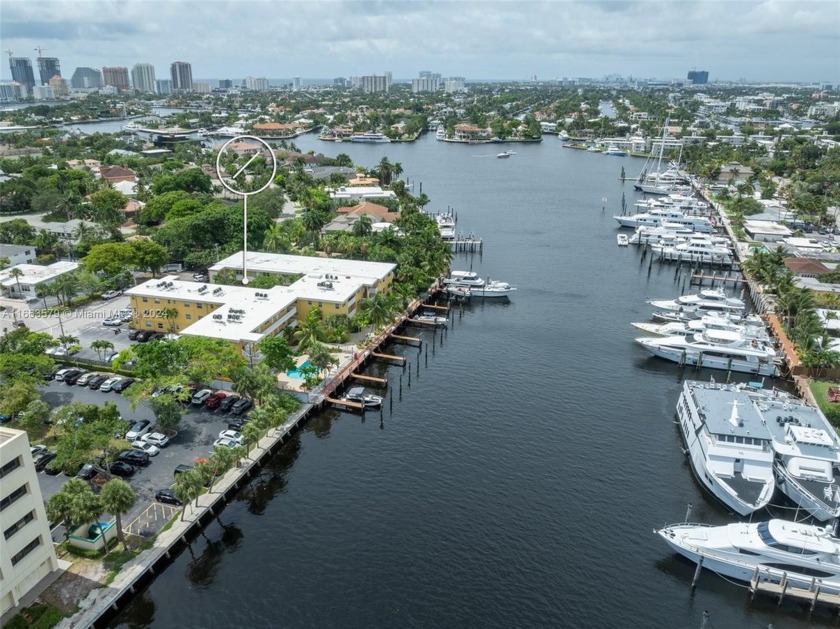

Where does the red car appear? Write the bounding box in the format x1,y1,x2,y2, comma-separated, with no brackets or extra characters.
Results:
204,391,227,410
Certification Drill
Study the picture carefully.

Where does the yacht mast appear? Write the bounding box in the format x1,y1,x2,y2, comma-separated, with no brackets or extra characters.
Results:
653,116,669,182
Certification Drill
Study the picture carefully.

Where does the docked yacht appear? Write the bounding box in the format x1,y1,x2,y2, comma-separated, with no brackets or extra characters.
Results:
614,209,714,233
350,132,390,143
636,329,780,376
650,239,733,264
470,280,517,299
342,387,383,409
435,214,456,230
675,380,775,515
436,126,447,141
630,225,726,247
122,121,142,132
632,313,768,341
657,519,840,591
411,313,448,327
443,271,485,288
602,145,626,156
647,289,745,315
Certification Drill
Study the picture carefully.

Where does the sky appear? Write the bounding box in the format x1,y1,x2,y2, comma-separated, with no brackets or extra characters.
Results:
1,0,838,83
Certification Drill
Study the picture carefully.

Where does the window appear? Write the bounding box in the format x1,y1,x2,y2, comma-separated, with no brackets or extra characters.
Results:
185,314,192,321
154,299,160,304
142,297,148,303
11,535,41,566
197,303,203,309
0,456,21,479
0,484,27,512
4,510,35,540
183,303,191,308
157,322,164,329
145,322,152,328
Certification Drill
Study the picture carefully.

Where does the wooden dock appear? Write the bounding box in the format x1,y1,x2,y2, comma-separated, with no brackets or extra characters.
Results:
750,568,840,611
690,274,747,284
449,238,483,253
351,372,388,385
372,352,405,363
325,396,365,412
421,303,449,312
390,333,422,345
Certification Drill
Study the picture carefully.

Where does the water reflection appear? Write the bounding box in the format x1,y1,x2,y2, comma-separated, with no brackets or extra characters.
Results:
235,436,300,514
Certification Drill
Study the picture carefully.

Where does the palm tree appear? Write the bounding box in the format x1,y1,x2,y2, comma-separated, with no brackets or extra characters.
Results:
58,334,79,349
207,447,236,492
391,161,404,182
361,292,397,333
377,157,392,186
46,478,105,551
91,339,114,361
240,421,264,459
353,214,373,238
301,209,328,246
100,479,136,551
35,283,55,309
172,469,204,522
263,224,288,253
8,267,23,296
52,273,80,306
292,318,324,352
308,342,338,376
161,307,179,333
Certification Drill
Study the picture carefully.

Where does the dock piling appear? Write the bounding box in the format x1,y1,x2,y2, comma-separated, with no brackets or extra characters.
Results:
691,556,704,592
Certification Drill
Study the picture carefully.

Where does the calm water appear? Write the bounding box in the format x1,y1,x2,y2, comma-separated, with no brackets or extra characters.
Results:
111,134,835,629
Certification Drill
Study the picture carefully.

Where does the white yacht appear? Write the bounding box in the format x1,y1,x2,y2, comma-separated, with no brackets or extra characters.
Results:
632,313,769,341
350,132,390,143
497,150,516,158
647,289,745,315
675,380,776,515
443,271,485,288
650,239,733,264
470,280,517,299
657,519,840,592
122,121,142,132
636,329,780,377
342,387,383,409
630,225,726,247
436,127,447,141
435,214,456,230
602,145,626,156
411,313,449,327
614,209,714,233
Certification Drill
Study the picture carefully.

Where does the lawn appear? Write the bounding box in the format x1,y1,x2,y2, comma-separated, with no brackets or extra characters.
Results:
809,380,840,427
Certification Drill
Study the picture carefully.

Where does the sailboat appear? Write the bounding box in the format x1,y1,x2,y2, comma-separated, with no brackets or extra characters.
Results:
634,118,686,196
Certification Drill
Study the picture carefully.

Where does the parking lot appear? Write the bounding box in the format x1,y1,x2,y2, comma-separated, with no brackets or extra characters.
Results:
37,379,245,538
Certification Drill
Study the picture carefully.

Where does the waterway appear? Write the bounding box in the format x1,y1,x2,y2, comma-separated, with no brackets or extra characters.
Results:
110,134,830,628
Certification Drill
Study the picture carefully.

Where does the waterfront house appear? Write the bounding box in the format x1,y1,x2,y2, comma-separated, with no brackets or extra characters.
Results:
99,165,136,184
716,161,754,183
783,257,831,279
453,124,492,142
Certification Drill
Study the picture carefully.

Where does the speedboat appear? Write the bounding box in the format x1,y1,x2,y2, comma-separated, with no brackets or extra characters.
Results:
445,285,471,299
497,150,516,158
617,234,629,246
674,380,775,514
470,280,516,299
411,313,448,327
443,271,485,288
342,387,383,409
657,519,840,592
647,289,745,314
636,329,780,377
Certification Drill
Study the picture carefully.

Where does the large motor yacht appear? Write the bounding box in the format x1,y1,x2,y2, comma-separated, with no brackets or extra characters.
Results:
647,289,745,315
614,208,714,233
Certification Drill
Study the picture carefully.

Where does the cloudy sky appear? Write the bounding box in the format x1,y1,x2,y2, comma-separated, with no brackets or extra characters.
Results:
2,0,838,83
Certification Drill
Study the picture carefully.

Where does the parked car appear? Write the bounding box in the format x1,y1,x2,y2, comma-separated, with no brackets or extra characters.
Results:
131,440,160,456
46,364,65,381
101,289,123,300
46,345,77,357
191,388,213,406
30,444,49,457
117,450,151,467
99,377,123,392
34,451,57,471
119,311,134,323
173,464,194,477
105,351,121,364
88,374,110,390
113,378,136,393
213,436,240,450
76,372,98,386
128,329,141,341
204,391,227,410
217,429,243,445
231,397,253,415
218,395,240,413
142,432,170,448
102,317,122,327
227,417,250,432
77,463,98,480
53,368,76,382
64,370,88,385
155,488,182,505
44,459,63,475
135,331,153,342
109,461,135,478
125,419,152,441
192,272,208,282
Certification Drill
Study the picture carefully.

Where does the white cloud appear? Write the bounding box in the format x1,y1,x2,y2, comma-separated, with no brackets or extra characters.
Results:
1,0,837,82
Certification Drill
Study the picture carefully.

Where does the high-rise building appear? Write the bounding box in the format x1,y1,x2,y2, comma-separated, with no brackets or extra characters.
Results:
48,75,68,98
131,63,156,93
36,57,60,85
244,76,269,91
412,71,441,93
292,77,301,91
360,73,391,93
0,83,24,102
192,82,211,94
102,66,130,91
70,67,102,89
333,77,347,87
219,79,233,89
156,79,173,95
687,70,709,85
170,61,193,92
32,85,54,100
9,58,35,91
444,77,467,93
0,428,61,617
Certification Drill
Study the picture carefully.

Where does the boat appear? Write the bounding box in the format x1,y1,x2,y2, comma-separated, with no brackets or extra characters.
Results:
497,150,516,158
650,239,733,264
350,132,391,143
636,330,780,377
634,117,686,195
443,271,485,288
194,128,208,137
470,280,517,299
675,380,776,514
602,145,626,156
436,127,446,141
629,224,725,246
445,285,471,299
632,313,769,341
435,213,456,230
617,234,629,246
647,289,745,315
657,519,840,593
614,208,715,233
122,121,142,132
411,312,448,327
342,386,383,409
586,145,602,152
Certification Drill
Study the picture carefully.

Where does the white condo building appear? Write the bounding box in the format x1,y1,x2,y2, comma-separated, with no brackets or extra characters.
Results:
244,76,269,91
0,428,61,617
131,63,156,93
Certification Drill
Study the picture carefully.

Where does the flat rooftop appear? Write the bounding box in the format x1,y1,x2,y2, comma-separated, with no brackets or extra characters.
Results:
0,261,78,287
210,251,395,285
290,273,361,304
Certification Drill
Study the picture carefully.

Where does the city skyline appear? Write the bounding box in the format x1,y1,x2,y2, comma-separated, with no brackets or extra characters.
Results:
1,0,838,84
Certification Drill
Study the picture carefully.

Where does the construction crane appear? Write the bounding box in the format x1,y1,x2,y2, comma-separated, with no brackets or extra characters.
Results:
3,50,13,59
34,47,49,57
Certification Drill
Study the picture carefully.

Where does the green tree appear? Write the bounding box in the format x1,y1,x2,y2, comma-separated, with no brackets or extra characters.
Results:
172,469,204,521
129,239,169,276
0,380,38,417
83,242,134,276
353,214,373,238
91,339,115,361
148,395,183,434
46,478,103,544
100,479,136,551
258,336,295,373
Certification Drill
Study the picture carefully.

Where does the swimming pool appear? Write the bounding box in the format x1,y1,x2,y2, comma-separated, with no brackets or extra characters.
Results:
286,361,313,379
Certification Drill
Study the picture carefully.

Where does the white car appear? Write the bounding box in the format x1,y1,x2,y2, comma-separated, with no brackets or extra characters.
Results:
102,317,122,327
142,432,170,448
46,346,77,357
131,440,159,456
99,377,123,392
75,372,98,386
125,420,152,441
217,429,243,445
212,437,240,450
54,368,74,381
